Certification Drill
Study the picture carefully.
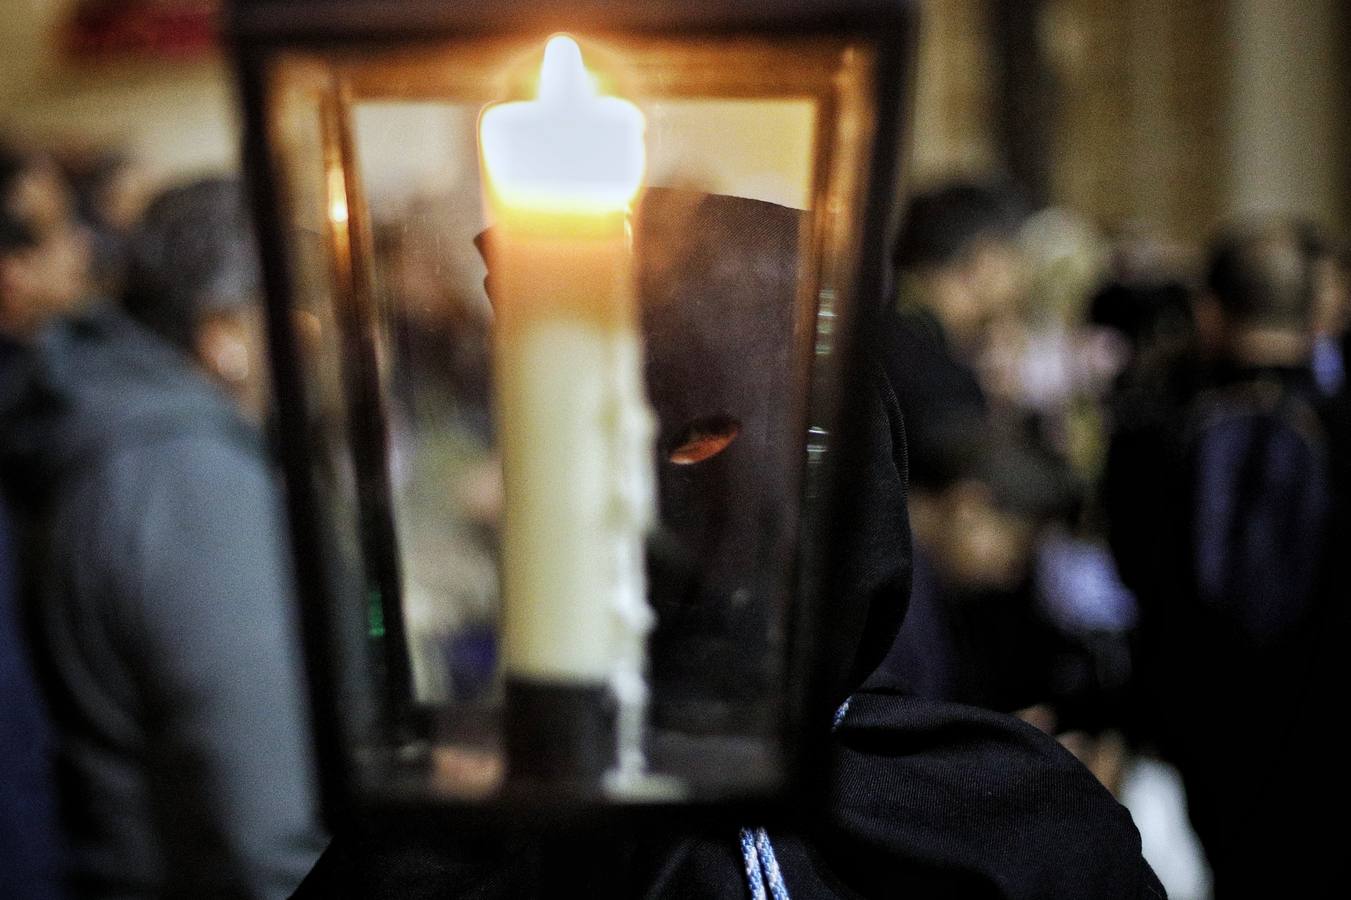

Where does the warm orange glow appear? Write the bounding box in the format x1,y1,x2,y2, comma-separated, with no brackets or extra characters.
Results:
327,166,349,224
479,35,645,215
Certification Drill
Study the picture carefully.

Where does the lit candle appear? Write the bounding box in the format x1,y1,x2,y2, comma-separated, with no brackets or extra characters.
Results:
479,35,656,783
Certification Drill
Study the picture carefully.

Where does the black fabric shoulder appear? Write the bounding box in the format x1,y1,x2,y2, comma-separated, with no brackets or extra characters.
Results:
818,690,1165,899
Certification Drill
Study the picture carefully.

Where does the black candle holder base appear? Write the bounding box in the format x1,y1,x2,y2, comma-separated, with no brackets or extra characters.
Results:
504,677,617,787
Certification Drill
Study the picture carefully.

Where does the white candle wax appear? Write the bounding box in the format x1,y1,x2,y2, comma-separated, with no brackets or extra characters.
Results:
479,36,656,694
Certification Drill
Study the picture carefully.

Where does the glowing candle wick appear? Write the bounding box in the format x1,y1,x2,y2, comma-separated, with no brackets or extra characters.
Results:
538,35,592,105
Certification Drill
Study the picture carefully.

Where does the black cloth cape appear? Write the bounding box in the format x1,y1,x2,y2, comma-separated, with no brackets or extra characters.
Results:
294,192,1163,899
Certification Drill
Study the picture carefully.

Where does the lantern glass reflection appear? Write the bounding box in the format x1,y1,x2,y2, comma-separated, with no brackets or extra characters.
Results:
264,34,879,804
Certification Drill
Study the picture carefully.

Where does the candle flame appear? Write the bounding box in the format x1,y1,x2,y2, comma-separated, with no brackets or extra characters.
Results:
537,35,591,106
480,35,645,215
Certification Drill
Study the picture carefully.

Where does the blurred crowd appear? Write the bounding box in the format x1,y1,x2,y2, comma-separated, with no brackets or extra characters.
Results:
2,132,1348,899
874,180,1350,899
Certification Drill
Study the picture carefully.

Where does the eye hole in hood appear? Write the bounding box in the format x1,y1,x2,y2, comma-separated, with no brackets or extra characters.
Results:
667,414,740,465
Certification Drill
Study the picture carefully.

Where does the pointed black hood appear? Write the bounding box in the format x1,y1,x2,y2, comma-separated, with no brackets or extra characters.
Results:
634,189,910,724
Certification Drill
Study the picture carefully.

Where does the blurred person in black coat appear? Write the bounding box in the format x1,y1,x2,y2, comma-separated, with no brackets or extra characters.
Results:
875,181,1026,451
0,456,62,900
1106,220,1351,897
878,415,1069,714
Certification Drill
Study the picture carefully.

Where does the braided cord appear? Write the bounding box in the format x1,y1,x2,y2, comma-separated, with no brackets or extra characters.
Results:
738,697,853,899
739,827,769,900
754,828,790,900
833,697,851,731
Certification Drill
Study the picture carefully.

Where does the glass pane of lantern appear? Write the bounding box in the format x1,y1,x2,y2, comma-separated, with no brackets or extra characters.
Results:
265,34,877,806
348,102,496,708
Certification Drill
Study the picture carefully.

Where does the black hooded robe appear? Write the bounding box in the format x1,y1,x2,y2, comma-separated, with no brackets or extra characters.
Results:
293,192,1162,898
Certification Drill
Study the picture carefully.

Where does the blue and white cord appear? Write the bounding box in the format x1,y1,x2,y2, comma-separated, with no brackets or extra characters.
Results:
739,827,789,900
737,698,852,900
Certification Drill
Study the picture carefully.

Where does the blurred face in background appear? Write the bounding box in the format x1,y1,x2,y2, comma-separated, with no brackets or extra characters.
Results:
1190,291,1227,361
195,303,271,425
1312,252,1350,340
95,159,154,235
928,236,1025,353
967,237,1025,321
0,161,91,337
912,480,1037,591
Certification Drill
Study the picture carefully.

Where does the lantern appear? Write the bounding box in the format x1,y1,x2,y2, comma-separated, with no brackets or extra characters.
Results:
226,0,916,825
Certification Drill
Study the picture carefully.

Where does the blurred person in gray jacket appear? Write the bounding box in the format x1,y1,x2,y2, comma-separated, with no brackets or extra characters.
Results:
0,177,325,898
